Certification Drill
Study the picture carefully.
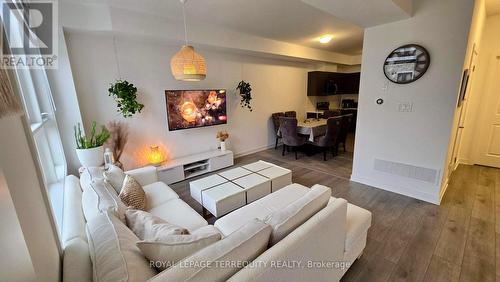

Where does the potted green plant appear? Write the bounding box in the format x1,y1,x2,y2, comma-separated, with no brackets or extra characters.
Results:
74,121,111,167
108,80,145,118
236,80,253,111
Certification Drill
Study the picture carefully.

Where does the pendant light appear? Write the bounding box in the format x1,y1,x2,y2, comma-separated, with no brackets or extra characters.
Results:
170,0,207,81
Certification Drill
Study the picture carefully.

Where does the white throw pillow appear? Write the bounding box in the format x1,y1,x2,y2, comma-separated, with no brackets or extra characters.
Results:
103,165,126,194
82,179,127,222
148,219,271,282
137,225,221,271
86,210,157,282
125,209,188,240
264,184,331,246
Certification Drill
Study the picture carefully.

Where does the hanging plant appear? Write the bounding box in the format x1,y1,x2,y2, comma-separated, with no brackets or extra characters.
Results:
108,80,144,118
236,80,253,112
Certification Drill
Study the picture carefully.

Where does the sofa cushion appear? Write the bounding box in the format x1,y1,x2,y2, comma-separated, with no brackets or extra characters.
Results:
82,179,127,222
86,210,156,282
137,225,221,271
62,175,87,244
143,182,179,209
264,184,331,245
148,199,208,232
125,209,188,240
345,203,372,252
119,175,146,210
103,165,126,194
149,219,271,282
63,238,92,282
80,167,105,192
214,183,310,236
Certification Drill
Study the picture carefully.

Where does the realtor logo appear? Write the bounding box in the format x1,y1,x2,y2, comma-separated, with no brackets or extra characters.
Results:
1,1,58,68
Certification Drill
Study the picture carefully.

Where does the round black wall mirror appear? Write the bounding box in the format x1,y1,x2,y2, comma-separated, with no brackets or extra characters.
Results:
383,44,430,84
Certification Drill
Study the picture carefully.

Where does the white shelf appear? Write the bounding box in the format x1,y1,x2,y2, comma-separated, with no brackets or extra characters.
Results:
184,162,209,171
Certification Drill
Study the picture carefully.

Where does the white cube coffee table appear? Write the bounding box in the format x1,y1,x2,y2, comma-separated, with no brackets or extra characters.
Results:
242,160,274,172
218,167,252,181
233,173,271,203
256,166,292,192
189,174,227,204
201,182,246,217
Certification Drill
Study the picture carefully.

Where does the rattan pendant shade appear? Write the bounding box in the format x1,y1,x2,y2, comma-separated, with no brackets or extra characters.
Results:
170,45,206,81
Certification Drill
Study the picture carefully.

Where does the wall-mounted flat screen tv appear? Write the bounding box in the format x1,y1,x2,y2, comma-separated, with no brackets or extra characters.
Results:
165,89,227,131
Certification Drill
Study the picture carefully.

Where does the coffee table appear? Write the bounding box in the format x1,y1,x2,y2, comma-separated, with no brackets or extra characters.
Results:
189,161,292,217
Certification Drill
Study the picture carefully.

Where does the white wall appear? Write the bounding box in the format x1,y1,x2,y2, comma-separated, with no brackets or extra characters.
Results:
351,0,474,204
65,31,325,170
459,13,500,164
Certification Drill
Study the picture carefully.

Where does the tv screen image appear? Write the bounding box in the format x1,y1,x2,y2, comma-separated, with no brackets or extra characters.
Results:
165,89,227,131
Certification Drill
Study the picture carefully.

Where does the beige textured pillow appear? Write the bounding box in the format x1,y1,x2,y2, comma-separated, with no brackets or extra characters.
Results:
264,184,331,245
119,175,146,210
137,225,221,271
103,165,126,194
126,209,188,240
148,219,271,282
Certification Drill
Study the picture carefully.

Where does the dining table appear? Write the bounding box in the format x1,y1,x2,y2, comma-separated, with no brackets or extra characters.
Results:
297,119,327,142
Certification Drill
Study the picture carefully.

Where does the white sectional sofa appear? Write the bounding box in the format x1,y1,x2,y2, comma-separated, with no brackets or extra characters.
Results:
62,166,371,282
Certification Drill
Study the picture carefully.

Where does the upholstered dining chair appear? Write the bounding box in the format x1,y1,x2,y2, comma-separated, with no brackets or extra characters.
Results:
336,114,353,154
279,117,307,160
311,117,342,161
271,112,285,149
323,110,341,119
284,111,297,118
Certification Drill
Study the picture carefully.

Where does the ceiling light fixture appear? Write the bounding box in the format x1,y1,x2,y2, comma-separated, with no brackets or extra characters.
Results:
319,35,333,44
170,0,207,81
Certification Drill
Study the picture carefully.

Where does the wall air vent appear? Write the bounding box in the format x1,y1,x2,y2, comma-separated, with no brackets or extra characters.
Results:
374,159,439,184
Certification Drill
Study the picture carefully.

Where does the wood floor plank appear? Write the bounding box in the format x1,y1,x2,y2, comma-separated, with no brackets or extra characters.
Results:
423,255,460,282
434,206,471,266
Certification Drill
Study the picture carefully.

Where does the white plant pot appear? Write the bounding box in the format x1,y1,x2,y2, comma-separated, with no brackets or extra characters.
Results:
76,146,104,167
220,141,226,151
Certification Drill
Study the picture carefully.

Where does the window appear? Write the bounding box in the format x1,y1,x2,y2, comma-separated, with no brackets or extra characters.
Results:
1,2,65,234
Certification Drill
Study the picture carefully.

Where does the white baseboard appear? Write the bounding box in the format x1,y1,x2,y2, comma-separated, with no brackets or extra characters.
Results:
234,143,276,159
350,173,440,205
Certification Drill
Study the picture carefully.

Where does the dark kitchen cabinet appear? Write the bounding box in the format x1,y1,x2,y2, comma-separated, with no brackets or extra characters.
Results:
307,71,360,96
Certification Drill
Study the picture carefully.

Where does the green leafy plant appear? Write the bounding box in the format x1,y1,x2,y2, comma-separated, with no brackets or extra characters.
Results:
236,80,253,112
74,121,111,149
108,80,144,118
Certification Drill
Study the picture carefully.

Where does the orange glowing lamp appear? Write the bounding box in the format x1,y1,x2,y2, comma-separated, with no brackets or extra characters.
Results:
148,145,164,166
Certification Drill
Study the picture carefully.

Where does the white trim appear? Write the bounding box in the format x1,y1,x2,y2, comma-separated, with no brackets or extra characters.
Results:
234,143,277,159
350,173,440,205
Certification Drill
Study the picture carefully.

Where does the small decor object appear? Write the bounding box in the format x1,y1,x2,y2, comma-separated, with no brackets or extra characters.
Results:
170,0,207,81
108,80,144,118
148,145,164,166
105,120,129,169
74,121,111,167
216,131,229,151
383,44,430,84
104,148,114,170
236,80,253,111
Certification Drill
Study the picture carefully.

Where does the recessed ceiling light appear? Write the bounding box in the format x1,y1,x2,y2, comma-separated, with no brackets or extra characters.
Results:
319,35,333,44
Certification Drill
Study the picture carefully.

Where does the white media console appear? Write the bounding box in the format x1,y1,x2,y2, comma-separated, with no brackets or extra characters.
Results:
157,150,234,184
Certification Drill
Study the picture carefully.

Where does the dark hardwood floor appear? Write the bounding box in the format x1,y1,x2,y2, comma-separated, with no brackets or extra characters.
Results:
169,137,500,282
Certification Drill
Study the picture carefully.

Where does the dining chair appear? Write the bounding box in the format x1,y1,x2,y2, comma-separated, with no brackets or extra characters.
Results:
279,117,307,160
271,112,285,149
311,117,342,161
336,114,353,154
323,109,341,119
284,111,297,118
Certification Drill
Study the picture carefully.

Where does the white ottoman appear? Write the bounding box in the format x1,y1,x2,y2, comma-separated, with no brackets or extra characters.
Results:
189,174,227,204
257,166,292,192
242,160,274,172
233,173,271,203
201,182,246,217
218,167,252,181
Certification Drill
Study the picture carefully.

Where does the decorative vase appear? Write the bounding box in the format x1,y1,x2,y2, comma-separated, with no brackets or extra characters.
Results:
76,146,105,167
220,141,226,151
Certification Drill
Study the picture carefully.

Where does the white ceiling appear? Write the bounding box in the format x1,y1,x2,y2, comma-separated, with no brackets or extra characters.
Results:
79,0,366,55
486,0,500,16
